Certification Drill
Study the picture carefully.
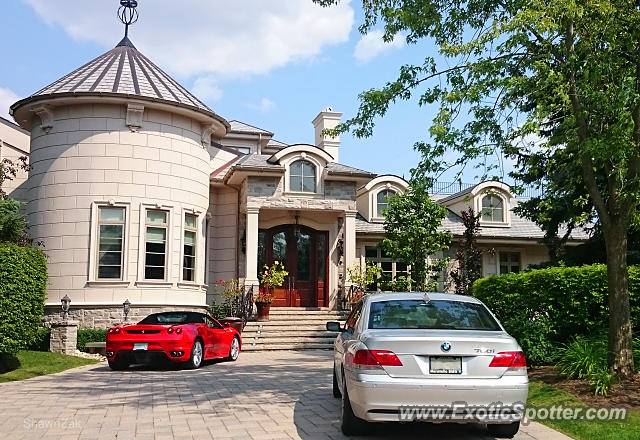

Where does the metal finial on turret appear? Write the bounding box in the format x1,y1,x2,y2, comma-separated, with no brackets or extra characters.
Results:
118,0,139,38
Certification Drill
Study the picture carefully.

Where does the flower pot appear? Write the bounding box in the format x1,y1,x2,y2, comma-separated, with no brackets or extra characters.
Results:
256,302,271,321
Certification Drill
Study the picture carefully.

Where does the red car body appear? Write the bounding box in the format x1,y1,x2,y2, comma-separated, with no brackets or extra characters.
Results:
106,311,241,370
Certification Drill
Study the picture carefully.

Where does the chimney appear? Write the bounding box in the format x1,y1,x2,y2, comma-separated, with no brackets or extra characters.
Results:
312,107,342,162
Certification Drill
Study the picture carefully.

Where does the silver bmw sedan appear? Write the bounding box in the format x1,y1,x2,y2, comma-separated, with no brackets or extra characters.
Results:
326,292,528,438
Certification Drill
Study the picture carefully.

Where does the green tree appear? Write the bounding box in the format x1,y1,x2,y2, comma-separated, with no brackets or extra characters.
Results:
381,181,452,291
0,199,27,243
450,208,485,296
315,0,639,378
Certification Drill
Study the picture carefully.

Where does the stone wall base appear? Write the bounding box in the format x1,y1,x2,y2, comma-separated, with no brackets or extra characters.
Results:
44,305,209,329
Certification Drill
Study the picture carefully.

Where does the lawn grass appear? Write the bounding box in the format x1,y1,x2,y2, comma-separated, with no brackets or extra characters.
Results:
528,380,640,440
0,350,99,383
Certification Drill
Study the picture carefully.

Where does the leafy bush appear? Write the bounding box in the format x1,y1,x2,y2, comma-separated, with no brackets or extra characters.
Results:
0,199,27,243
76,329,107,352
209,301,228,320
26,327,51,352
501,312,557,366
474,264,640,365
0,243,47,355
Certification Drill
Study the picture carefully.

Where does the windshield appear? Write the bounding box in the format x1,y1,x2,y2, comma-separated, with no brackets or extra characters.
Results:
368,299,501,331
138,312,203,325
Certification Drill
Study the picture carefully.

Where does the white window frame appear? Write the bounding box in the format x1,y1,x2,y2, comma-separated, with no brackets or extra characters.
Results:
283,153,324,195
88,201,131,284
375,189,396,218
364,246,411,291
289,159,317,193
181,211,199,284
476,191,511,227
137,204,173,285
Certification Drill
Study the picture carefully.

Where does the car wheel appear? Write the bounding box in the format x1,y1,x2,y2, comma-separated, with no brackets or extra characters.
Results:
341,376,368,435
332,364,341,398
187,339,204,369
108,359,129,371
487,422,520,438
227,336,240,361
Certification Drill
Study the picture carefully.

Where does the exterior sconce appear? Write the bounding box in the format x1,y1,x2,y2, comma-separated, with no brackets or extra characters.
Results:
123,299,131,322
61,295,71,320
240,231,246,254
337,236,344,258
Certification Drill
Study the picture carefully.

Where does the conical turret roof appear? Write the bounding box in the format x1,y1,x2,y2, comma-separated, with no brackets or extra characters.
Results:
11,37,228,134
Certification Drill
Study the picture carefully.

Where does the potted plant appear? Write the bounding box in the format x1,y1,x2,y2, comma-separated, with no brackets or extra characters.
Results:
346,261,382,303
256,261,288,321
214,278,244,333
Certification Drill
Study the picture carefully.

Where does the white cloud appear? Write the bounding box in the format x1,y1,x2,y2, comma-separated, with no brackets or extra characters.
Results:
247,98,276,113
354,30,405,64
191,75,224,102
0,87,20,120
22,0,354,78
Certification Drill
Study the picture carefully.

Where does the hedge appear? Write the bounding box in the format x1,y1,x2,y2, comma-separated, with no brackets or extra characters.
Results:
76,329,107,352
27,327,51,351
0,243,48,355
473,265,640,365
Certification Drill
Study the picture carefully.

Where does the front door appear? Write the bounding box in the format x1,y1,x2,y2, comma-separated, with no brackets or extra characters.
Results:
259,225,328,307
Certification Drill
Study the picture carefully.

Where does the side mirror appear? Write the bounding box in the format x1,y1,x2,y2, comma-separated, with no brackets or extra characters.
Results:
326,321,342,332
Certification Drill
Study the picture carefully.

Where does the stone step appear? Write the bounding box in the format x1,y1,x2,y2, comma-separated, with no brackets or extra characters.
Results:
243,336,337,345
265,309,349,315
247,315,346,322
242,343,333,351
242,330,338,338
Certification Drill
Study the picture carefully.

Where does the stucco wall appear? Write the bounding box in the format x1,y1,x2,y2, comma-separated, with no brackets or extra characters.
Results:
208,186,239,304
0,120,30,201
25,103,211,314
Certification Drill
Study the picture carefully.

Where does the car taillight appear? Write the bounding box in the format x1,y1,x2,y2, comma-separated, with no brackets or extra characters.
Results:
175,327,182,334
489,351,527,368
108,328,120,334
352,350,403,367
167,327,173,334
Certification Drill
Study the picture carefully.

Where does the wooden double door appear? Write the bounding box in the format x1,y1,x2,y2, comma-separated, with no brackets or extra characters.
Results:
258,225,328,307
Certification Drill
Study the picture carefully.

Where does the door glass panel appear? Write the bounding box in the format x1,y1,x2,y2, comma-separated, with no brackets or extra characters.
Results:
297,231,311,281
317,233,326,282
272,231,287,263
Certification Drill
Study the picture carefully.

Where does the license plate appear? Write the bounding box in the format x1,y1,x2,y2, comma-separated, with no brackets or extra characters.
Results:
430,356,462,374
133,343,148,351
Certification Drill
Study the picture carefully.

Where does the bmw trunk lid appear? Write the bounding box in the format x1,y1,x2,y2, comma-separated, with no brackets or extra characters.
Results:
360,329,522,379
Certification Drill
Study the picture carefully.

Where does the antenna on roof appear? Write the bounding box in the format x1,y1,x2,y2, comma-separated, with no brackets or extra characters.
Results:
118,0,139,38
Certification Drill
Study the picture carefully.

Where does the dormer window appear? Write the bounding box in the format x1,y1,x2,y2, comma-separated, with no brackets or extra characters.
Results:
481,194,504,222
290,160,316,192
376,189,395,217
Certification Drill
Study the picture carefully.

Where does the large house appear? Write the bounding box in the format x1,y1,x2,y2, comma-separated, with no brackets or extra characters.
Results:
2,34,587,329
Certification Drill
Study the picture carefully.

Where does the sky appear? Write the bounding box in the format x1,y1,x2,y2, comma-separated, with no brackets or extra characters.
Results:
0,0,488,183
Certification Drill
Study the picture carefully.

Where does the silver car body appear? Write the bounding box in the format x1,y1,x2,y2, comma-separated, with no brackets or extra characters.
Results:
332,292,528,424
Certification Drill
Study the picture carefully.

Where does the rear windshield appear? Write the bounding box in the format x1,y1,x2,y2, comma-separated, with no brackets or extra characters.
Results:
138,312,204,325
368,299,501,331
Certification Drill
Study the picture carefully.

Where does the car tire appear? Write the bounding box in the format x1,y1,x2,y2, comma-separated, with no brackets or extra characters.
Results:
332,364,342,398
108,359,129,371
341,376,368,436
487,422,520,438
226,336,240,361
187,339,204,369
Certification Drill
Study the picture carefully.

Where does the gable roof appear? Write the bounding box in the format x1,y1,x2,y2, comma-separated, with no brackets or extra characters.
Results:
356,204,590,241
228,120,274,136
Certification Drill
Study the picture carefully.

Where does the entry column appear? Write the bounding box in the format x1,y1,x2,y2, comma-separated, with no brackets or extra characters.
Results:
344,210,357,287
245,207,260,289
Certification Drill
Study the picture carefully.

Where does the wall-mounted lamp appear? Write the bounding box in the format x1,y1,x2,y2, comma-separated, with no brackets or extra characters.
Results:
337,235,344,258
294,214,300,238
240,231,246,254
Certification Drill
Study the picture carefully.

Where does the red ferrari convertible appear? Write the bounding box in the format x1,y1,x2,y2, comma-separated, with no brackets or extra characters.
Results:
106,311,241,370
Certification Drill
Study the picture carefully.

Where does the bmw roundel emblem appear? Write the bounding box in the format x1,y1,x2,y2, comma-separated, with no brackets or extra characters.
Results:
441,342,451,352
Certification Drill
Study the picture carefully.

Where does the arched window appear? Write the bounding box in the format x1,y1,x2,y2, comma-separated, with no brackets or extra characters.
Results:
290,160,316,192
376,189,395,217
481,194,504,222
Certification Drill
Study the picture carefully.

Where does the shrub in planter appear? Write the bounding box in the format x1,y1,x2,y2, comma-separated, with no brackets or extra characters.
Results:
0,243,47,355
77,329,107,352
